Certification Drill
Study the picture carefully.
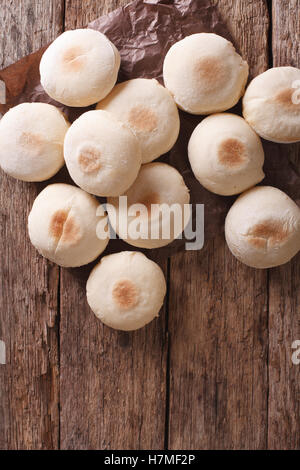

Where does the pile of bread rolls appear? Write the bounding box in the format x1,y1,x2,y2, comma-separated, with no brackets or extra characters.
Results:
1,29,300,331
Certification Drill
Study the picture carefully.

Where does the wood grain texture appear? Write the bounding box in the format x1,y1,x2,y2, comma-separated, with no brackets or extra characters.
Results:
60,1,168,450
272,0,300,170
211,0,269,78
0,0,64,68
268,0,300,450
0,0,64,450
272,0,300,68
168,241,269,449
168,0,270,450
59,260,168,450
1,0,300,450
64,0,128,29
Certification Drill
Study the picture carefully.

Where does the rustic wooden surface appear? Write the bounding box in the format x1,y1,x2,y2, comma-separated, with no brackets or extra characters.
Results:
61,1,167,451
168,1,270,450
0,0,299,450
268,0,300,450
0,0,64,450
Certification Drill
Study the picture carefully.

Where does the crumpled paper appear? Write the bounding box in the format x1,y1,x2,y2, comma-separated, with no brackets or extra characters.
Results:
0,0,299,259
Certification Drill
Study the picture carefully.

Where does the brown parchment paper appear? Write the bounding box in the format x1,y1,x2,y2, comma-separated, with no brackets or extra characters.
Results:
0,0,299,260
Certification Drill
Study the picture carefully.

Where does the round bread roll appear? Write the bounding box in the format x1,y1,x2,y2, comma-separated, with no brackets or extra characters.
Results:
96,78,180,163
64,110,142,197
0,102,69,182
188,113,265,196
163,33,249,115
243,67,300,143
107,162,190,249
40,28,120,107
28,183,109,267
225,186,300,269
86,251,166,331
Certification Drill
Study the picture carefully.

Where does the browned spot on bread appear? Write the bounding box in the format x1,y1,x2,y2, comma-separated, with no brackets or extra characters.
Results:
49,209,81,246
138,192,160,211
218,138,247,167
112,279,139,310
274,88,300,109
19,132,43,153
128,106,158,133
134,192,160,218
60,216,81,245
247,220,290,249
49,210,68,240
248,237,267,249
194,57,226,91
62,46,86,71
78,148,101,173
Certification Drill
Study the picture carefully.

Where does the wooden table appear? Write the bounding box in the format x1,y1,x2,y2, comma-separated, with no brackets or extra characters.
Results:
0,0,299,450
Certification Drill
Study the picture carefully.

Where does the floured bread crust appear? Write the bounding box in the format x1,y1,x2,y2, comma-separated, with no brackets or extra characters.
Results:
243,67,300,143
86,251,166,331
107,162,190,249
163,33,249,115
225,186,300,268
97,78,180,163
40,28,120,107
64,110,142,197
28,183,109,267
188,113,265,196
0,102,69,182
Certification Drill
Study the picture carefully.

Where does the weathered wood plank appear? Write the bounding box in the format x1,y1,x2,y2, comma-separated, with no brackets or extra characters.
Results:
1,0,299,450
0,0,64,68
168,0,270,450
60,1,168,450
272,0,300,68
0,0,64,450
268,0,300,450
211,0,269,79
64,0,127,29
59,261,168,450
